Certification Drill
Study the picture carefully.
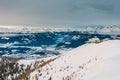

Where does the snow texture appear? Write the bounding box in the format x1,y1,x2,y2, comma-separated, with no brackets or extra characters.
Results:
18,40,120,80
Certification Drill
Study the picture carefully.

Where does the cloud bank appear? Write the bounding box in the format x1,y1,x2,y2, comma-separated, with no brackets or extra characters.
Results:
0,0,120,25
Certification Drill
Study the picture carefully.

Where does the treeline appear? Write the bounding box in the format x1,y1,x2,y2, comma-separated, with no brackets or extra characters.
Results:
0,57,32,80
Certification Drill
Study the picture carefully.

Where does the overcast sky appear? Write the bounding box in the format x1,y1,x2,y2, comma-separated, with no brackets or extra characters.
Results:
0,0,120,26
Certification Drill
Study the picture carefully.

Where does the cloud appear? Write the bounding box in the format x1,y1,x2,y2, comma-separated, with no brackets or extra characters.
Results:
86,0,120,14
0,0,120,25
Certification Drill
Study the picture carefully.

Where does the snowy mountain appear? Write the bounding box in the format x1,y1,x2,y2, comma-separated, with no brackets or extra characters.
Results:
0,31,118,58
0,25,120,58
0,25,120,34
0,25,120,80
16,40,120,80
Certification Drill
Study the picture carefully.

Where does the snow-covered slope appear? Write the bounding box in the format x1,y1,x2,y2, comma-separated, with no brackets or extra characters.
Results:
24,40,120,80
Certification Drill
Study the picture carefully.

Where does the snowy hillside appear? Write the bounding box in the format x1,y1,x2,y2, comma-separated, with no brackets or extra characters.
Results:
16,40,120,80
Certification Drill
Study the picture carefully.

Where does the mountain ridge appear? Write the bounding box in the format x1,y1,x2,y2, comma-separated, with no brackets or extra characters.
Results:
0,25,120,35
